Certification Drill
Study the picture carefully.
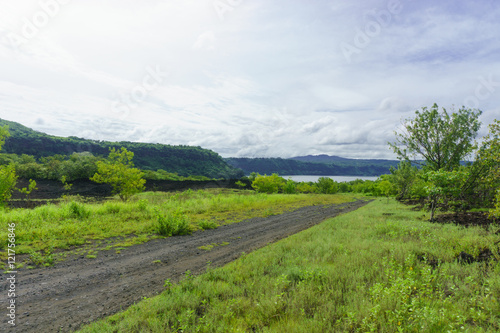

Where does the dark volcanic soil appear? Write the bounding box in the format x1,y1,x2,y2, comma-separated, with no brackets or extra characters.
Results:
0,199,370,332
433,211,499,229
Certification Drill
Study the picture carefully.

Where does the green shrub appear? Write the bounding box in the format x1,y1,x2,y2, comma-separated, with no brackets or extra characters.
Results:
283,179,297,194
316,177,339,194
157,212,192,236
296,182,316,193
338,182,351,193
251,174,285,194
136,199,149,211
0,164,17,204
67,201,91,219
491,189,500,218
234,180,246,189
199,220,218,230
29,248,54,266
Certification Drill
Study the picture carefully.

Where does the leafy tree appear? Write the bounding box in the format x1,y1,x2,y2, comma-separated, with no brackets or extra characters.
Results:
338,182,351,193
492,190,500,218
476,120,500,217
234,180,247,189
424,169,470,221
0,126,17,205
18,179,37,201
0,164,17,204
248,172,258,182
389,161,418,200
90,148,146,201
60,175,73,191
283,179,297,194
389,104,482,171
316,177,339,194
251,174,285,194
296,182,316,193
376,175,397,200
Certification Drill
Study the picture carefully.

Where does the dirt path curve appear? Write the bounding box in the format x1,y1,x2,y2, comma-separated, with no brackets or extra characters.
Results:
2,199,371,332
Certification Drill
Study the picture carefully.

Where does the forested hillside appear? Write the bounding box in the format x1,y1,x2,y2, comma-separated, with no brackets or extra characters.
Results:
290,154,399,169
225,157,395,176
0,119,243,179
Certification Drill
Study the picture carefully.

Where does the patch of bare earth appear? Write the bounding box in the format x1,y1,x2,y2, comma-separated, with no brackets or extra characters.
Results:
430,212,500,265
1,199,371,332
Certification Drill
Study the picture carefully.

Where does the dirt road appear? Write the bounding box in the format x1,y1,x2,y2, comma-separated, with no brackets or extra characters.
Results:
1,199,370,332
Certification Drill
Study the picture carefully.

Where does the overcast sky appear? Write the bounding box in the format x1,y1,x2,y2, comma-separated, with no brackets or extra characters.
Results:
0,0,499,159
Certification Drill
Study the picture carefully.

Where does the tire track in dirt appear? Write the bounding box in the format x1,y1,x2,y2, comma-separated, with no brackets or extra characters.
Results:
1,199,371,332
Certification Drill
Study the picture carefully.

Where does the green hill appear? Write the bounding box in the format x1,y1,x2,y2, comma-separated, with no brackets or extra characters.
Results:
225,156,397,176
0,119,243,179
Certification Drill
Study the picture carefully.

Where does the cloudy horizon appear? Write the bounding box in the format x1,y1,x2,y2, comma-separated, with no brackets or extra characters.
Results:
1,0,499,159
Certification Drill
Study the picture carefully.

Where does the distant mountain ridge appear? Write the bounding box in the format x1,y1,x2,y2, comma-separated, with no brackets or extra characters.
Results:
225,155,399,177
0,118,243,179
290,154,399,168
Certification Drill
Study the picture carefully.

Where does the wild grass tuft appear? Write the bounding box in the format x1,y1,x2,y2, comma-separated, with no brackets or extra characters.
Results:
157,211,192,237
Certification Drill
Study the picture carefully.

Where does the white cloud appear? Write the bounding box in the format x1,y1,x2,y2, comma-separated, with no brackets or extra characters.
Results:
1,0,499,160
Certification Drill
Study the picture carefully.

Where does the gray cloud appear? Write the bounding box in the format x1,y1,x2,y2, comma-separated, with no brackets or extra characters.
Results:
1,0,499,160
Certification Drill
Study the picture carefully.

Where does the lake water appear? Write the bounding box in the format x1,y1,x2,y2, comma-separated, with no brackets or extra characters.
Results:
281,175,380,183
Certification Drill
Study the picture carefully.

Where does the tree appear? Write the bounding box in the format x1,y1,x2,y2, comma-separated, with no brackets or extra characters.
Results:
476,120,500,218
90,148,145,201
283,179,297,194
389,104,482,171
0,164,17,204
251,174,285,194
18,179,37,201
316,177,339,194
389,161,419,200
492,190,500,218
0,126,17,205
424,169,470,221
376,175,397,201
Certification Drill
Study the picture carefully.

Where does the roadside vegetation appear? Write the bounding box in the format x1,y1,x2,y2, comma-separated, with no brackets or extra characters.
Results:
79,199,500,332
0,189,353,268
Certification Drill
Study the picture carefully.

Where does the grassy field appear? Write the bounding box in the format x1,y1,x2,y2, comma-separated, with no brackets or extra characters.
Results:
0,189,353,266
78,198,500,332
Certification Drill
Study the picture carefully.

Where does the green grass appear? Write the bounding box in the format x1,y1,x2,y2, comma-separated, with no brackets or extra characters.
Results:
78,198,500,332
0,189,353,265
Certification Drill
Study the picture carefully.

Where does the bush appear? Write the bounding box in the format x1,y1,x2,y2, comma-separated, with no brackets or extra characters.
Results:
199,220,218,230
157,212,192,236
90,148,146,201
251,174,285,194
282,179,297,194
491,189,500,218
338,182,351,193
67,201,91,219
0,164,17,204
296,182,316,193
316,177,338,194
